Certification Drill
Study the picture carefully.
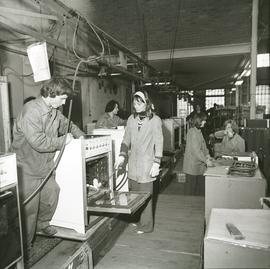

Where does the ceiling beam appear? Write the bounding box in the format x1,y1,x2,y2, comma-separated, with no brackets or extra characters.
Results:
0,6,58,20
51,0,156,72
0,15,68,50
143,43,251,61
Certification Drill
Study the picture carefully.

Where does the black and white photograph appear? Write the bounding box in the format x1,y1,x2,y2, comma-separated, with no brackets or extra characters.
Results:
0,0,269,268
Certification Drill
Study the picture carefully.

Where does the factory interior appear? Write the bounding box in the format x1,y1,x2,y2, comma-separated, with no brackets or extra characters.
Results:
0,0,270,268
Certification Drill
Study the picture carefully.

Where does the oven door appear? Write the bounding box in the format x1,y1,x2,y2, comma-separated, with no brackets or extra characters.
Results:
0,186,22,269
87,190,151,214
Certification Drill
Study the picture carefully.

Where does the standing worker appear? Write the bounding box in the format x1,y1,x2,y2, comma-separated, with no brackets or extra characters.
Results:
115,90,163,234
183,113,213,195
11,79,85,250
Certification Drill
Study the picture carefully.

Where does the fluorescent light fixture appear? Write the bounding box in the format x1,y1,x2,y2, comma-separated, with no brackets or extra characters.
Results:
231,88,236,91
235,80,243,86
243,69,251,76
240,69,251,77
156,82,171,85
233,73,239,79
110,73,121,76
144,81,171,86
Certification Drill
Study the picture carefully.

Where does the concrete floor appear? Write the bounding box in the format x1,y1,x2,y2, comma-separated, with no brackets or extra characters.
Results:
95,170,205,269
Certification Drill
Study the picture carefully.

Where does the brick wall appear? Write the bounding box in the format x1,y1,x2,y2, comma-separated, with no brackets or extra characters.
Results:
86,0,252,52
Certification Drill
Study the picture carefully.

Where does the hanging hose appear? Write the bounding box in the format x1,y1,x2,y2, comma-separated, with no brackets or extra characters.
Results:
23,99,73,206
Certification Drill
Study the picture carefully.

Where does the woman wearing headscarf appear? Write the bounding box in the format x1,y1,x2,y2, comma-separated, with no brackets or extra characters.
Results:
115,90,163,234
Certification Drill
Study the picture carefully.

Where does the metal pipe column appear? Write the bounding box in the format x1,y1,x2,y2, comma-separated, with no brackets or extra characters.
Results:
250,0,259,119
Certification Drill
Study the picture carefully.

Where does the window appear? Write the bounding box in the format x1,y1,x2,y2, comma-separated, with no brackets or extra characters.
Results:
257,53,270,68
177,91,193,117
256,85,270,114
205,89,225,110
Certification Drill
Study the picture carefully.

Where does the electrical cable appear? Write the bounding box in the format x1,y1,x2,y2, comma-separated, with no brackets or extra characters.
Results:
114,167,128,191
72,14,104,63
169,0,182,76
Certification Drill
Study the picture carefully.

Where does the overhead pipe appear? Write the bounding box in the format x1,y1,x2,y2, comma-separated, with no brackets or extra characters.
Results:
0,44,93,75
52,0,156,72
0,6,152,82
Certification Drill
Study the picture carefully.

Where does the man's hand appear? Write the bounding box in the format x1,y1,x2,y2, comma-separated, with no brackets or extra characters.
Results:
150,163,160,177
114,156,125,170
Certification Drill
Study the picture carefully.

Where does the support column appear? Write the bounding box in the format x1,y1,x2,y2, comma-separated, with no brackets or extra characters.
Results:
250,0,259,119
0,76,11,152
235,86,239,106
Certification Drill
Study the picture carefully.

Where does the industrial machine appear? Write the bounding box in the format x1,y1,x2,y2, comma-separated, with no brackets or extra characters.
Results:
88,127,128,191
31,241,93,269
50,135,150,240
0,153,24,269
162,118,184,152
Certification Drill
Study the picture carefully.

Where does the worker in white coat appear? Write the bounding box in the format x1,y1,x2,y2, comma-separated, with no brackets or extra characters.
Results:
115,90,163,234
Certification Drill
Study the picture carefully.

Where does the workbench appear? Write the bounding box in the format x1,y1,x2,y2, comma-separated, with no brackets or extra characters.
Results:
205,161,267,225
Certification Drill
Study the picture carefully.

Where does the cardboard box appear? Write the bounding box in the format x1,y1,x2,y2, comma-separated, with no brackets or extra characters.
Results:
205,165,266,225
204,209,270,269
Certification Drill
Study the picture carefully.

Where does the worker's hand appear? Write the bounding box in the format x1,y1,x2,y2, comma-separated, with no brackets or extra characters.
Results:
150,163,160,177
206,158,214,167
114,156,125,170
65,133,74,145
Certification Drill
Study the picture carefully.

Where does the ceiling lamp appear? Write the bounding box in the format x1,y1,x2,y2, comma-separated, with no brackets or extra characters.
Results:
234,80,243,86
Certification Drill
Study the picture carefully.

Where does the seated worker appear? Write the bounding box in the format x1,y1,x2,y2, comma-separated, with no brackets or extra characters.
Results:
214,119,245,154
96,100,126,129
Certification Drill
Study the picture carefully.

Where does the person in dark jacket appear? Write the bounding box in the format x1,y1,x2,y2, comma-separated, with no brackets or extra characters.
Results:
115,90,163,234
183,113,213,195
186,103,204,124
11,79,84,249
